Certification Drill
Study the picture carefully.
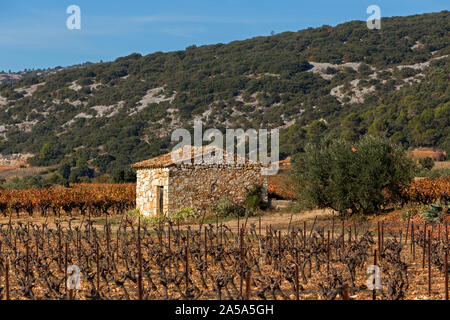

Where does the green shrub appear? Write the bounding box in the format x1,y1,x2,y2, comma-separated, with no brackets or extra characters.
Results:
213,197,245,217
127,209,165,226
167,207,198,223
421,203,448,224
214,197,235,217
245,185,268,214
127,209,140,218
418,157,435,171
145,214,166,226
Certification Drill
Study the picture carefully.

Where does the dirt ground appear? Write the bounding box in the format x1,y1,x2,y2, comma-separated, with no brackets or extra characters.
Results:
0,208,336,234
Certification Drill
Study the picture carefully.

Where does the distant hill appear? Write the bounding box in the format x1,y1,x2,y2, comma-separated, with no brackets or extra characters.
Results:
0,62,95,85
0,11,448,178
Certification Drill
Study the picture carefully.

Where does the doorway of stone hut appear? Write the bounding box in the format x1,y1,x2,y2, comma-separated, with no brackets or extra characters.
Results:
157,186,164,215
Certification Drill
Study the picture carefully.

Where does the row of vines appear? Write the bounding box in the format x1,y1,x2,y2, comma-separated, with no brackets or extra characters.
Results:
0,178,447,218
267,177,450,204
400,178,450,204
0,216,448,300
0,184,135,218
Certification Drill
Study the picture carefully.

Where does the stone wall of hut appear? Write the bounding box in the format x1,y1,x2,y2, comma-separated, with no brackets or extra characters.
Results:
136,165,267,216
135,168,170,216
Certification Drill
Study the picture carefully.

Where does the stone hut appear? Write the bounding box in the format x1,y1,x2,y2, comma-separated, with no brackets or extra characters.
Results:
131,146,268,216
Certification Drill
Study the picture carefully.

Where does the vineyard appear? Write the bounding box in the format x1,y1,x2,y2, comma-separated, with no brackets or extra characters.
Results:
0,179,448,300
0,178,448,218
266,177,450,204
0,215,448,300
0,184,135,218
400,178,450,205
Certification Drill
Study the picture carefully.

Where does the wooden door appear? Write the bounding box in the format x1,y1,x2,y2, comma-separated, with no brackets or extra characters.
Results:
157,186,164,214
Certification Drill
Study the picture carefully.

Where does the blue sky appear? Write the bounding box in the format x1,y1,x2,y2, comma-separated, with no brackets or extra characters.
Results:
1,0,448,72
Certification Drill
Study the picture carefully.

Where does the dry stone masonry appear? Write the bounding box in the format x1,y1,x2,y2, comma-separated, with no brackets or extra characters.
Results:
132,148,267,216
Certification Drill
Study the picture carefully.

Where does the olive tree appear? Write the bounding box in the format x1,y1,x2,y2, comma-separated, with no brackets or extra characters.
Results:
291,135,415,215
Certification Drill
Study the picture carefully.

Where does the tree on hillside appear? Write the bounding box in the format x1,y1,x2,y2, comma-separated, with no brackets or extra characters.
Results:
291,135,416,215
28,143,64,166
58,163,71,180
306,120,328,145
110,168,136,183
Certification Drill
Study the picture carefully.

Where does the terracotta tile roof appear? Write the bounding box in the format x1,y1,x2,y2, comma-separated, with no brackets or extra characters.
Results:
131,146,264,169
